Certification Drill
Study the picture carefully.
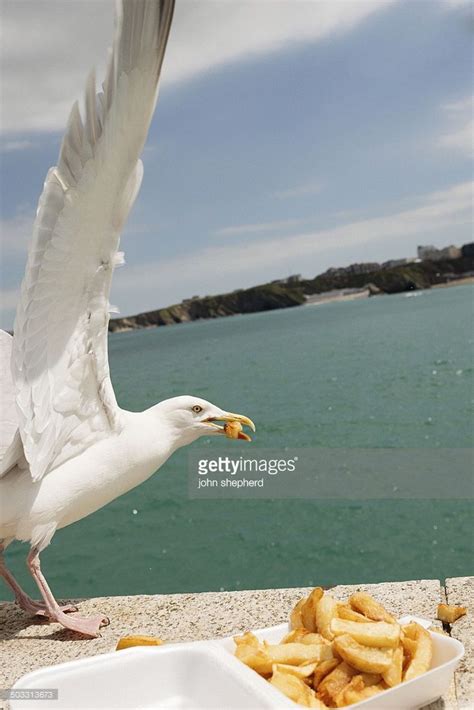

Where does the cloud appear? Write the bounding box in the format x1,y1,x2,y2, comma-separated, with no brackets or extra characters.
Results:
438,96,473,157
214,218,308,237
442,97,472,112
0,0,396,134
442,0,472,7
0,212,33,255
440,121,473,154
0,140,35,153
110,181,472,314
273,181,324,199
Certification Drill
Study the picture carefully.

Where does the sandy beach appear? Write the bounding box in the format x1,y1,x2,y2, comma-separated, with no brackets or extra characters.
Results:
433,276,474,289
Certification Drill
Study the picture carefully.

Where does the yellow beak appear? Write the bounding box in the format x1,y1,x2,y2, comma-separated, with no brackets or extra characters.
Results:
220,413,256,432
203,412,256,441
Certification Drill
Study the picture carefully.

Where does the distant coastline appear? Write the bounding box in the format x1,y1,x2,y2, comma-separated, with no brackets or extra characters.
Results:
109,243,474,333
432,276,474,289
305,275,474,307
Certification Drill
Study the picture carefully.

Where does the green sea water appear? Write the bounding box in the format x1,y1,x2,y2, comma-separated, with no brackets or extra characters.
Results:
5,284,474,599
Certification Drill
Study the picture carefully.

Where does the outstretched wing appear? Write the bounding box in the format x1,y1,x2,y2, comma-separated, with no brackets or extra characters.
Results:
0,330,24,478
13,0,175,482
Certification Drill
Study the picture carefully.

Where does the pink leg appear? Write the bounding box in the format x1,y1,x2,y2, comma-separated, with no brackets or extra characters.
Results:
27,548,109,638
0,548,77,616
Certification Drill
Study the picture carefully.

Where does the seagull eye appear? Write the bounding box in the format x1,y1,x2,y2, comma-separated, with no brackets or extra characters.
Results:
192,405,203,414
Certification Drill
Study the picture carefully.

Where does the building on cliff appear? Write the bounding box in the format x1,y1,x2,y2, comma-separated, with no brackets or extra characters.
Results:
381,257,416,269
417,244,462,261
271,274,302,286
323,263,381,278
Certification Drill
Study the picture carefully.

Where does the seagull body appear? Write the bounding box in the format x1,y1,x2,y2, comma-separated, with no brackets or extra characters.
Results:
0,0,254,637
1,401,197,547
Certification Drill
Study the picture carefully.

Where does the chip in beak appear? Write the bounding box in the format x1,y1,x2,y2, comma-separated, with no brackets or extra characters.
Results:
203,413,255,441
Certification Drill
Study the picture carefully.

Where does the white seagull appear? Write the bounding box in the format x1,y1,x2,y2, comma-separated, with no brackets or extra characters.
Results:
0,0,254,638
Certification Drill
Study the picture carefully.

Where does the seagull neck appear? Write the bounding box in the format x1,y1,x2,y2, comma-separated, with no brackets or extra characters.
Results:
112,409,186,494
142,405,196,453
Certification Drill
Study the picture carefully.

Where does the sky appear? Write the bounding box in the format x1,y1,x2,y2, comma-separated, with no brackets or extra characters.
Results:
0,0,472,328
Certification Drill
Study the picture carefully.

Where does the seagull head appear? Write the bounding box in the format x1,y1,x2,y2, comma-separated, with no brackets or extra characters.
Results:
151,395,256,447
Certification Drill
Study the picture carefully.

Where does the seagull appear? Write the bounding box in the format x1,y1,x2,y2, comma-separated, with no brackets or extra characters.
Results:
0,0,255,638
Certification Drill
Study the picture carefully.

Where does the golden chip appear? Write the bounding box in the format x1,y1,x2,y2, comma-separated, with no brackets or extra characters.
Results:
290,597,306,630
235,644,272,675
437,603,467,624
301,587,324,632
333,634,393,674
233,631,259,648
349,592,396,623
317,661,358,705
263,641,334,666
382,645,403,687
281,628,310,644
331,618,400,648
300,633,331,647
224,421,243,439
312,659,340,690
337,675,385,706
270,669,327,708
282,629,329,646
115,635,164,650
337,604,373,623
359,672,383,686
403,623,433,682
272,662,317,679
316,593,339,640
402,622,418,640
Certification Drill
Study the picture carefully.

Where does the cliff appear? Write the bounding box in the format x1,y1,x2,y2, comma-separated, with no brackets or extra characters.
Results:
109,283,305,332
299,255,474,295
109,255,474,333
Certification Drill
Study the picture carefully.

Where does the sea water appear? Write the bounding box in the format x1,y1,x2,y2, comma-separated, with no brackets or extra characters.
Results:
5,285,473,597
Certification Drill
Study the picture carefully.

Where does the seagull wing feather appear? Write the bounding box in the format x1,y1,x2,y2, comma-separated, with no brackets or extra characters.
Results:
12,0,175,482
0,331,24,476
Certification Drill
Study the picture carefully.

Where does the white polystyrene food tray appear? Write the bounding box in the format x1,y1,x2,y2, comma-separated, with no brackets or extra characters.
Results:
11,618,464,710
